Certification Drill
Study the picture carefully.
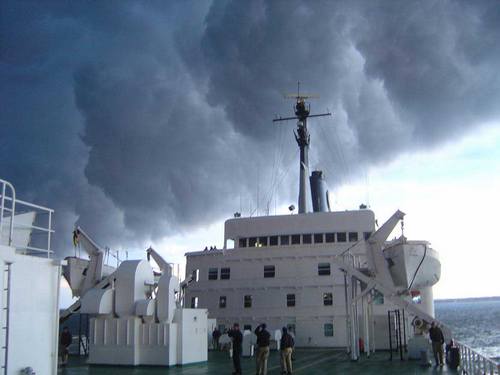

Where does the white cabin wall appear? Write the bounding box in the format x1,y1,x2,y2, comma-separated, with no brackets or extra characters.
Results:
0,245,61,375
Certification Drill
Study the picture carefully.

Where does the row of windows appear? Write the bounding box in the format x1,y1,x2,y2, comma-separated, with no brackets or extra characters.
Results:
216,323,334,337
203,263,332,281
191,292,334,309
238,231,372,248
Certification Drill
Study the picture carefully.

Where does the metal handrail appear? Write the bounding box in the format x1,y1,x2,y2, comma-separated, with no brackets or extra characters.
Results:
0,179,16,246
456,340,499,374
0,178,54,258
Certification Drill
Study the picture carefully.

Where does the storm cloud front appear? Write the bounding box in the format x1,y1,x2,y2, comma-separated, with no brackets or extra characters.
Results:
1,0,500,255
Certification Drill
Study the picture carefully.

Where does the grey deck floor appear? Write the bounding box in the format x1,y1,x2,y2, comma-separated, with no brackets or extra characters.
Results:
59,349,460,374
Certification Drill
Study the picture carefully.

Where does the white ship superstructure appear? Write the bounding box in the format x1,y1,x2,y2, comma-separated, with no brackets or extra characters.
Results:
0,179,62,374
184,91,443,358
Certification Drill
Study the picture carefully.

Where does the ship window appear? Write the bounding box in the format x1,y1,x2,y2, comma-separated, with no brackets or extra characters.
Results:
264,265,275,278
337,232,347,242
323,292,333,306
221,267,230,280
318,263,331,276
219,296,226,308
192,269,200,282
243,324,252,331
348,232,358,242
325,233,335,243
259,237,268,246
373,290,384,305
314,233,324,243
208,268,218,280
287,294,295,307
324,323,334,337
191,297,198,308
364,232,372,240
239,238,247,248
244,295,252,308
291,234,301,245
269,236,278,246
249,237,257,247
280,235,290,246
302,234,312,244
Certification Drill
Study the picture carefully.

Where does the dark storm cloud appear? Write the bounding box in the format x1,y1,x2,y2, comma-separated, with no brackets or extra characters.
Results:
2,0,500,255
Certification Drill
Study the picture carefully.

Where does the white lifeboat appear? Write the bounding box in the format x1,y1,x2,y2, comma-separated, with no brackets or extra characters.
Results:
383,238,441,289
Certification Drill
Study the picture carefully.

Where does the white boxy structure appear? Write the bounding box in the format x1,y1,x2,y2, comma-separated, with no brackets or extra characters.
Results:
0,178,62,375
77,255,208,366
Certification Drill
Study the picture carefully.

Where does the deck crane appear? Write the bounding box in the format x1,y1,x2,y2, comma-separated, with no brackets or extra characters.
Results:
146,246,172,276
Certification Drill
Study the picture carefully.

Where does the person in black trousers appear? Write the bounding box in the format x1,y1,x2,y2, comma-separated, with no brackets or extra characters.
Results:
228,323,243,375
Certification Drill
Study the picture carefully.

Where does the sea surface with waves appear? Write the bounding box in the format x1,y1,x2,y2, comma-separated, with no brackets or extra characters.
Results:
435,296,500,362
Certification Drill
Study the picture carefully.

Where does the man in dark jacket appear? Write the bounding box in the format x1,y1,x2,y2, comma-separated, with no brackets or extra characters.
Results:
280,327,295,375
228,323,243,375
59,326,72,365
212,327,221,350
254,323,271,375
429,322,445,366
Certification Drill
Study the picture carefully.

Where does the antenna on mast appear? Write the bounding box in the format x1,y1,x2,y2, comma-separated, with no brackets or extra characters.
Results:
274,82,332,214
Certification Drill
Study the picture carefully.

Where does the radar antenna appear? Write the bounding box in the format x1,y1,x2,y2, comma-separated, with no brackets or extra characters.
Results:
274,82,332,214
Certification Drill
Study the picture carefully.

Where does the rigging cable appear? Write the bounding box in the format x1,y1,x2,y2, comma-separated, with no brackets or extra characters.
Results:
407,244,427,292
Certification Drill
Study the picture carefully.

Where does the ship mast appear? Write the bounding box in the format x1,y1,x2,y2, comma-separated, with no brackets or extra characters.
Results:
273,83,332,213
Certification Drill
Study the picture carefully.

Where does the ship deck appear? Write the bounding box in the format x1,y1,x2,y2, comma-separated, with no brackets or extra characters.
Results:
59,349,459,374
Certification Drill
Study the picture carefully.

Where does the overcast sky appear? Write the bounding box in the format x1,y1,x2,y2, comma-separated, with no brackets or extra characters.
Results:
2,1,500,303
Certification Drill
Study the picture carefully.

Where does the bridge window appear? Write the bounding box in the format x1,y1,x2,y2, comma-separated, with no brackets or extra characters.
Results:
221,267,230,280
269,236,278,246
259,237,268,246
364,232,372,240
219,296,226,308
318,263,331,276
291,234,301,245
325,233,335,243
337,232,347,242
314,233,324,243
287,294,296,307
208,268,218,280
302,234,312,244
348,232,358,242
264,265,275,278
323,292,333,306
280,235,290,245
239,238,247,248
249,237,257,247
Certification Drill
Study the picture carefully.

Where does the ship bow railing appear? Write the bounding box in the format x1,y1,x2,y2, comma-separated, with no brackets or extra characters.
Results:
456,341,499,374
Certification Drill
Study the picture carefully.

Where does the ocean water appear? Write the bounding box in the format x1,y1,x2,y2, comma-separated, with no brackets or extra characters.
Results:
435,297,500,362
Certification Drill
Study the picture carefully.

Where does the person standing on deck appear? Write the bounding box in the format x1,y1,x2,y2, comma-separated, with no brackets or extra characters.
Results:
212,327,221,350
254,323,271,375
228,323,243,375
280,327,295,375
429,322,445,366
59,326,72,365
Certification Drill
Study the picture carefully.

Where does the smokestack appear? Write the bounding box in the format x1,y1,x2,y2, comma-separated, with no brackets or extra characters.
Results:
310,170,330,212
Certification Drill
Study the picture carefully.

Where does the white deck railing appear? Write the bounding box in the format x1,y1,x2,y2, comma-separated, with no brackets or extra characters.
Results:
0,178,54,257
456,340,499,374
